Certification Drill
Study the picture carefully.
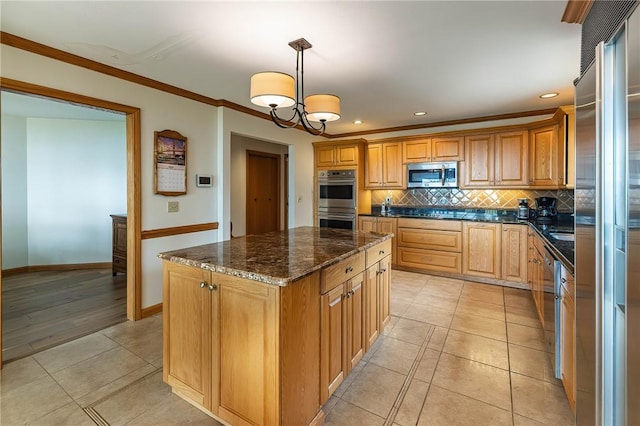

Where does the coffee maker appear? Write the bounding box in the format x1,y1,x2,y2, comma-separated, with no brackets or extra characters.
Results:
534,197,558,222
517,198,530,220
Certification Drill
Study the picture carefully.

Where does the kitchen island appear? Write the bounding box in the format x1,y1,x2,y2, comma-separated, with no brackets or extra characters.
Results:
158,227,392,426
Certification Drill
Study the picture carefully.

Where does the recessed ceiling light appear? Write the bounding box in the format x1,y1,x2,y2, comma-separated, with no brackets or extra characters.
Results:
539,92,559,99
414,111,427,116
353,119,363,124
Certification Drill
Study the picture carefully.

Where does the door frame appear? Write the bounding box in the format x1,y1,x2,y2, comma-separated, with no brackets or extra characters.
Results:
246,150,281,234
0,78,142,367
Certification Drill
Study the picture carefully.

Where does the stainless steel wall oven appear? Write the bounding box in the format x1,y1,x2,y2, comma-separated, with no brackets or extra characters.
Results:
317,169,356,230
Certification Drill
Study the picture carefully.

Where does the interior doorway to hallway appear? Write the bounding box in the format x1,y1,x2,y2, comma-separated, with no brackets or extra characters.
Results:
246,150,281,235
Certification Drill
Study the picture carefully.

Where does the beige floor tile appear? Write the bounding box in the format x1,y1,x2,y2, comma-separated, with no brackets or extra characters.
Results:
511,372,574,425
460,286,505,306
28,401,95,426
402,303,454,328
394,378,430,426
50,346,151,401
34,333,119,373
426,326,449,351
451,312,507,341
333,358,367,398
513,414,545,425
126,392,222,425
412,291,459,313
100,316,163,363
325,398,385,426
413,348,441,383
0,356,49,390
362,334,385,362
456,297,506,321
443,329,509,370
369,336,420,375
0,375,74,425
506,304,542,329
464,281,504,294
505,293,536,310
321,395,340,418
392,286,420,303
341,362,406,419
384,318,434,345
421,280,464,299
92,370,171,425
426,275,464,289
507,323,546,351
391,297,412,317
417,385,513,426
509,344,558,383
431,353,512,411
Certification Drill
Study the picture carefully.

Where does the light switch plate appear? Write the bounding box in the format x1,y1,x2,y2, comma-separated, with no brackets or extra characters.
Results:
168,201,179,213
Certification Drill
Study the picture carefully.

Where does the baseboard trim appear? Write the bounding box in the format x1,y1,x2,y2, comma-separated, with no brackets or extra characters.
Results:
141,303,162,318
2,262,112,276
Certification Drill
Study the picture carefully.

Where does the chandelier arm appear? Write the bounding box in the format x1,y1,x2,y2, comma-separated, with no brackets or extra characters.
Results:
270,108,301,129
300,115,326,136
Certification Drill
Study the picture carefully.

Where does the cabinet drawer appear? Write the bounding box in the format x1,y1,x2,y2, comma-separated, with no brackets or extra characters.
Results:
397,228,461,252
560,266,574,297
366,239,392,267
397,247,461,273
321,252,365,294
397,218,462,231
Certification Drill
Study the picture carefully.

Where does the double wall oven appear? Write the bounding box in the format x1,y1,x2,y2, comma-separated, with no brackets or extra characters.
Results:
317,169,356,230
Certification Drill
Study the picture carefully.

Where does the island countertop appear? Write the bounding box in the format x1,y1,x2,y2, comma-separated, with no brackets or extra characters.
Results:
158,226,392,286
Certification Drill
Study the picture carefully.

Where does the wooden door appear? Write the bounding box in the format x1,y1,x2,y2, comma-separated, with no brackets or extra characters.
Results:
501,224,528,283
382,142,405,188
365,143,384,188
432,136,464,161
162,262,213,411
364,265,379,351
403,139,431,163
529,125,559,187
495,130,528,186
320,283,346,403
346,273,365,371
246,151,280,235
462,222,501,279
378,256,391,331
463,134,494,187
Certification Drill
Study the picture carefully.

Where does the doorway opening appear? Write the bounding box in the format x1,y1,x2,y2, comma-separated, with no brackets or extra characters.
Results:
246,150,281,235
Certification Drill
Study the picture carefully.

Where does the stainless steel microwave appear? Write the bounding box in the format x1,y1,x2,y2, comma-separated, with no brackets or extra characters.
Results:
407,161,458,188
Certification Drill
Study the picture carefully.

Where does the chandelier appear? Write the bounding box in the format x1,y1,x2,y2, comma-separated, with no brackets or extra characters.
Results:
250,38,340,136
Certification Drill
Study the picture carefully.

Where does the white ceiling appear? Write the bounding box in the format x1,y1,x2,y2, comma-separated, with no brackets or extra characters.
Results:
0,1,581,135
1,91,125,121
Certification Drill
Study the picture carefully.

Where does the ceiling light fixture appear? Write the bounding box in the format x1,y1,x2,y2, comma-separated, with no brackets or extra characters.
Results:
353,119,363,125
539,92,559,99
250,38,340,136
414,111,427,116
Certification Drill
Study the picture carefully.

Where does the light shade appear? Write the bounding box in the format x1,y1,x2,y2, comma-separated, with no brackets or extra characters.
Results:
250,72,295,108
304,94,341,122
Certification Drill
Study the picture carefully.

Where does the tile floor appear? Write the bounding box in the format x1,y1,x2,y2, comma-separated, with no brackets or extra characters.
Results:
0,271,574,425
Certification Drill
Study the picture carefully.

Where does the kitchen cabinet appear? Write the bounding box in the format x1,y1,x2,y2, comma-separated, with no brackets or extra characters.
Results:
315,142,359,168
397,218,462,274
403,136,464,163
358,216,397,265
501,224,528,283
462,131,528,188
363,239,392,351
462,222,501,279
530,234,545,325
559,265,576,413
364,141,405,188
110,214,127,276
529,124,565,188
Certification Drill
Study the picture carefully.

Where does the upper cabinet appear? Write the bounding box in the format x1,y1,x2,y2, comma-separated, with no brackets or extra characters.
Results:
403,137,464,163
462,130,527,187
365,142,405,189
529,124,565,188
315,142,359,168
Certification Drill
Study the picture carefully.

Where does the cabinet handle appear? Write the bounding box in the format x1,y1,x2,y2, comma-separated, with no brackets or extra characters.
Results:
380,268,387,273
345,266,353,273
379,250,385,255
200,281,207,288
208,284,218,291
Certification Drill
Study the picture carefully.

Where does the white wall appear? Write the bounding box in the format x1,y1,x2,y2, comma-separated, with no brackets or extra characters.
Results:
25,118,126,265
1,115,28,269
230,134,289,237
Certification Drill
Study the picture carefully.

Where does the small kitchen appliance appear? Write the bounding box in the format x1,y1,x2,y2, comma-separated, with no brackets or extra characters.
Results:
407,161,458,188
534,197,557,223
517,198,530,220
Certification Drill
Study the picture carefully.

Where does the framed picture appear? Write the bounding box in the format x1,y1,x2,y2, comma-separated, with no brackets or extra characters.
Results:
154,129,187,195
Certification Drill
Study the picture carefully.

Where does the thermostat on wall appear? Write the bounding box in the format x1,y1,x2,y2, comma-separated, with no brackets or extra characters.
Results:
196,174,213,187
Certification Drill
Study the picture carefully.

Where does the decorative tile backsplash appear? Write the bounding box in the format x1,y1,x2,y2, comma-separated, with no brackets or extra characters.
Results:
371,188,575,212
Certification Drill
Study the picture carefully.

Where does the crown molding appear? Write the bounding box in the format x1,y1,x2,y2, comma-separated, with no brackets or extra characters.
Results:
562,0,594,24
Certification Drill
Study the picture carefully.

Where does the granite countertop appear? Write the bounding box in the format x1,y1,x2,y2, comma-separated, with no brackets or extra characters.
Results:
528,220,574,274
158,226,392,286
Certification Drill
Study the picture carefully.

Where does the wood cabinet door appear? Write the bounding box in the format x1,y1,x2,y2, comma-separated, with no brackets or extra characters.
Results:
316,145,336,168
346,273,365,371
532,247,544,324
365,143,384,188
463,134,494,187
359,217,377,233
432,136,464,161
403,139,431,163
561,283,576,413
162,262,213,411
217,274,278,426
320,283,346,403
378,256,391,331
501,224,528,283
529,125,559,187
382,142,405,188
462,222,501,279
364,265,379,351
495,130,528,186
336,144,358,166
377,218,397,265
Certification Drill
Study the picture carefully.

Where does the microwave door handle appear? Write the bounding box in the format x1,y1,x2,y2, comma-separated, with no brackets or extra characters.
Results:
441,165,446,186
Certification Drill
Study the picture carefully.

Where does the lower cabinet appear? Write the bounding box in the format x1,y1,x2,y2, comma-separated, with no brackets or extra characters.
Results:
462,222,501,279
397,218,462,273
358,216,397,265
560,266,576,414
501,224,528,283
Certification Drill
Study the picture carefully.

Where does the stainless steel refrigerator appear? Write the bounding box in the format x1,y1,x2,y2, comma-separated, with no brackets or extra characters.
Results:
574,4,639,424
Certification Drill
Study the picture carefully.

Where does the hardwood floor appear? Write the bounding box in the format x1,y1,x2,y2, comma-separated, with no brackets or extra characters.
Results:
2,268,127,363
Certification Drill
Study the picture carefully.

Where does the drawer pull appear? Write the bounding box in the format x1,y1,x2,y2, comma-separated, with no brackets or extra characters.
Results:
345,266,353,273
380,268,387,273
200,281,207,288
208,284,218,291
379,250,385,255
